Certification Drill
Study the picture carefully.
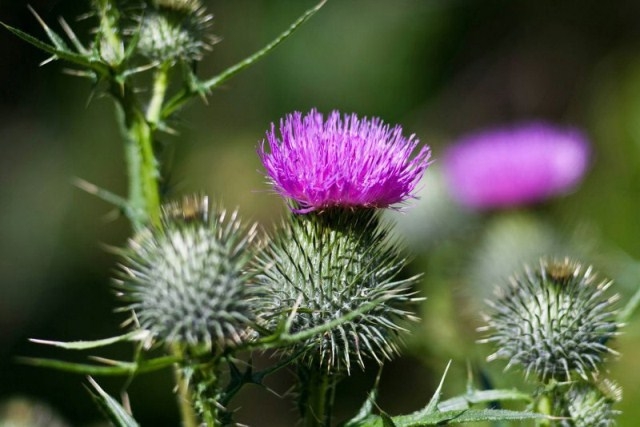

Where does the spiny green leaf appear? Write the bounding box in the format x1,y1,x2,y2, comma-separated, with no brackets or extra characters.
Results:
348,409,545,427
381,412,397,427
347,389,379,426
414,360,452,418
18,355,178,376
73,177,138,219
201,0,327,91
161,0,327,118
85,377,140,427
390,408,546,426
27,5,70,52
437,388,532,411
29,330,148,350
1,22,109,75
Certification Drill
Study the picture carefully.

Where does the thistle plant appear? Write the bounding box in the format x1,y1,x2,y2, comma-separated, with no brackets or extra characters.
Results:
4,1,637,427
255,109,429,425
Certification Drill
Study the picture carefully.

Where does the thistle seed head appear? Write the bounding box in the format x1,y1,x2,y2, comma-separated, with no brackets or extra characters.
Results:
256,209,421,373
479,258,620,382
115,195,258,350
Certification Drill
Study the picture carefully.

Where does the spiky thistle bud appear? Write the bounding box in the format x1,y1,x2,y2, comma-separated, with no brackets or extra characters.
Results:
115,195,258,350
135,0,215,63
255,209,421,373
554,379,621,427
479,258,620,382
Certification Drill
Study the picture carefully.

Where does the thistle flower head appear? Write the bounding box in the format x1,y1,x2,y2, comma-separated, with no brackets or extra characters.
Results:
115,195,258,350
443,122,589,209
136,0,215,63
479,258,619,382
258,109,431,213
256,210,420,372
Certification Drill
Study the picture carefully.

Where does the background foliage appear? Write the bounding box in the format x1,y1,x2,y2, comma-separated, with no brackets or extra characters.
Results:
1,0,640,425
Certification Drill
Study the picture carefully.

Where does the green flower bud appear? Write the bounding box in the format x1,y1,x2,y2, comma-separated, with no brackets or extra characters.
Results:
555,379,621,427
115,195,258,350
256,209,421,373
136,0,215,63
479,258,620,382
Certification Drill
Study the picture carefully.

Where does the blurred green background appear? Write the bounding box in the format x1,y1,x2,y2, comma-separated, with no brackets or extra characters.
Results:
2,0,640,425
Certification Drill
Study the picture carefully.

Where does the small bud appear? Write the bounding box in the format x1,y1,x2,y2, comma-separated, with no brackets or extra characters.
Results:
115,196,258,350
554,379,621,427
256,209,420,373
136,0,215,63
479,258,620,382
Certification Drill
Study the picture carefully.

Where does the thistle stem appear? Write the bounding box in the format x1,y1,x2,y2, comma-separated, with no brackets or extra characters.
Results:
535,392,552,427
173,362,199,427
146,62,171,129
299,366,334,427
112,83,162,230
171,345,223,427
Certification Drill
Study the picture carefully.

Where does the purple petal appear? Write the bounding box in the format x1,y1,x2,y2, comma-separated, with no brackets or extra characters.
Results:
443,122,590,209
258,109,431,212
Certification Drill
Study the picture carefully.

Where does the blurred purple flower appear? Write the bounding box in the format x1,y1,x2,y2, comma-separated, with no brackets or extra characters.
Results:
258,109,431,213
443,122,590,209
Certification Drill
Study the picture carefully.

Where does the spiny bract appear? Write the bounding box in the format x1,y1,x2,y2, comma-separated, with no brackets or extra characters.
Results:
115,196,258,350
256,209,421,373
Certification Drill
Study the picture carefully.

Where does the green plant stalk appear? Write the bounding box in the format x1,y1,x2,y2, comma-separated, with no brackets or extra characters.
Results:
535,393,552,427
111,82,162,230
146,62,171,128
193,359,221,427
300,366,335,427
171,345,224,427
171,344,200,427
174,364,199,427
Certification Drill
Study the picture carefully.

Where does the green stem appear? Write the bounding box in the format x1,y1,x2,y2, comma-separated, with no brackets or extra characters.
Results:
112,82,162,230
174,362,199,427
299,366,334,427
195,361,220,427
146,62,171,129
171,345,223,427
535,392,552,427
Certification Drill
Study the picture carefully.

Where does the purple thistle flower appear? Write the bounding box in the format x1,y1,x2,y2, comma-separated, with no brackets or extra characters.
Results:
443,122,590,209
258,109,431,213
